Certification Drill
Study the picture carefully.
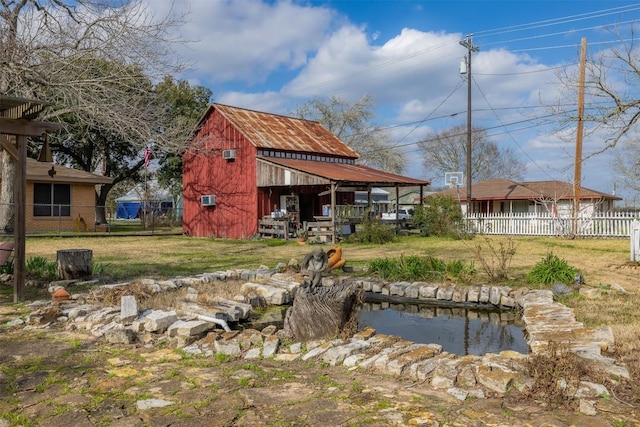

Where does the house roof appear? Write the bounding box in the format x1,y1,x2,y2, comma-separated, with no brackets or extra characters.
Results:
26,158,113,185
260,157,430,187
437,178,621,201
200,103,361,159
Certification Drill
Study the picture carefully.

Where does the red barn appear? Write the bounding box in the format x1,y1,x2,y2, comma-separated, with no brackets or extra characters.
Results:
182,103,429,238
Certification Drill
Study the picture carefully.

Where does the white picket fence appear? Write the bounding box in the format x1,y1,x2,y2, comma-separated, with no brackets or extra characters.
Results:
464,212,638,238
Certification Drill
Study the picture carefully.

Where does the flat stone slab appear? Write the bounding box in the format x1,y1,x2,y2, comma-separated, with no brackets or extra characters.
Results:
240,282,292,305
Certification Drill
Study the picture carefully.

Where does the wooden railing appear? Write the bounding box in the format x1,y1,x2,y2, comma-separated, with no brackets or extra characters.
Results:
258,218,293,240
258,217,337,242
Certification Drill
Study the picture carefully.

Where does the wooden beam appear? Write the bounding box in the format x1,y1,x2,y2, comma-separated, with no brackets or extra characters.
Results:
0,118,62,137
0,134,18,160
330,182,337,244
14,135,27,302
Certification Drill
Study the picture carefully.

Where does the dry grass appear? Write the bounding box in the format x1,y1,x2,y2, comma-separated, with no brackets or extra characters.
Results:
523,341,594,409
88,279,248,312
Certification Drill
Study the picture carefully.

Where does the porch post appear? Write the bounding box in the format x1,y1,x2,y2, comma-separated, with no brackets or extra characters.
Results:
330,182,337,244
13,135,26,303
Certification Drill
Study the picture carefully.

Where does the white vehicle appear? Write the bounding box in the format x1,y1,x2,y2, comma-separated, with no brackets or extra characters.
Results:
381,208,412,221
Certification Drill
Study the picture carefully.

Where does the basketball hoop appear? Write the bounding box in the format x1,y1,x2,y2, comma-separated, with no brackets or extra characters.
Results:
445,172,463,188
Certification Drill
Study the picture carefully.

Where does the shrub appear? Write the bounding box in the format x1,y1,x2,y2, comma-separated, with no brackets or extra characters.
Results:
369,255,475,282
524,341,594,408
343,213,395,244
412,195,469,238
526,252,580,285
0,259,13,275
471,237,517,282
25,257,57,281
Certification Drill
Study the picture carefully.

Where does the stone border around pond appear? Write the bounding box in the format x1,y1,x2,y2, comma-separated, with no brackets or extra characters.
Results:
5,267,630,413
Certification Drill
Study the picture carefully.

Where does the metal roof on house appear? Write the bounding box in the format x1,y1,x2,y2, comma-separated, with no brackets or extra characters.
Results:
260,157,430,187
26,158,113,185
438,178,620,201
202,103,361,159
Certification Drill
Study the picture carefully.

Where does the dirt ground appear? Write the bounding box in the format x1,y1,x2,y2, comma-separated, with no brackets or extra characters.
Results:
1,302,640,427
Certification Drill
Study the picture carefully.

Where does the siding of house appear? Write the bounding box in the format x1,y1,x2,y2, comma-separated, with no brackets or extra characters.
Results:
183,110,259,238
26,181,96,232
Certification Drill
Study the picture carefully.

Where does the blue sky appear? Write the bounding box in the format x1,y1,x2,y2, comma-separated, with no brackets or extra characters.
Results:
149,0,640,203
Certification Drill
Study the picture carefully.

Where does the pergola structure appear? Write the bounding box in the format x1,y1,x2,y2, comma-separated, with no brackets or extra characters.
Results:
0,95,61,302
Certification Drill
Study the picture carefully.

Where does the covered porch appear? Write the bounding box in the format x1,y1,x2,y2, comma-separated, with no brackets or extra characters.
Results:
255,157,430,243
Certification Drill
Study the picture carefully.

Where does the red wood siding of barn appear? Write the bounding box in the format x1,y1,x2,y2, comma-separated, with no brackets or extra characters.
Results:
183,110,258,238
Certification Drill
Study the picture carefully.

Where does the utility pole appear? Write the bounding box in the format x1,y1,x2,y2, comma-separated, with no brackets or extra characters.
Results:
460,35,479,213
573,37,587,236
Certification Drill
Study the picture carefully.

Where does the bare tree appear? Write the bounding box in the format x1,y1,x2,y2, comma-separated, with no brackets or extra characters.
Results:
0,0,189,229
418,124,526,183
293,94,406,174
552,26,640,196
553,27,640,152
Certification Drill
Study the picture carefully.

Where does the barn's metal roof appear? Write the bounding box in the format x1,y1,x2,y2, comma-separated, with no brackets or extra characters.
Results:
202,103,360,159
260,157,430,187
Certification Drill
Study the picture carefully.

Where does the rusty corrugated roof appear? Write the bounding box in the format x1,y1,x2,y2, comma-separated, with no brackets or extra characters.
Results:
26,158,113,185
437,178,620,201
261,157,430,187
203,103,360,159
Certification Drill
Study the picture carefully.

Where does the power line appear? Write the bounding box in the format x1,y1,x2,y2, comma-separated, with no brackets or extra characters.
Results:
473,4,640,38
392,79,465,147
356,111,572,156
472,76,557,180
480,18,639,51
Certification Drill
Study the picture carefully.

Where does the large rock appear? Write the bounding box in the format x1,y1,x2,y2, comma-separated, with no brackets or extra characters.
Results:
142,310,178,333
240,282,292,305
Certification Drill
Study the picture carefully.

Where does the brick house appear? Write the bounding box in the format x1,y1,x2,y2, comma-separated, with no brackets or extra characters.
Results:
182,103,430,238
25,158,112,233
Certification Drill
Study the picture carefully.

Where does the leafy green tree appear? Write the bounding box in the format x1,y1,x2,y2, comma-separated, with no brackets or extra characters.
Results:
155,76,212,208
293,94,406,174
412,194,465,238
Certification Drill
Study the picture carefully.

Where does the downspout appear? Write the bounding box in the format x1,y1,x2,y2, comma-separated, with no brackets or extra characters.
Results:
196,314,231,332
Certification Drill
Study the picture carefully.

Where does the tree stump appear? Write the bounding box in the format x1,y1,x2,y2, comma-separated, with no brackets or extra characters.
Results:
56,249,93,280
283,281,361,341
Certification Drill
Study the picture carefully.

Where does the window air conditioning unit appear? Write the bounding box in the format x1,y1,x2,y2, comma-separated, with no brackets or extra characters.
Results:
222,149,236,160
201,194,216,207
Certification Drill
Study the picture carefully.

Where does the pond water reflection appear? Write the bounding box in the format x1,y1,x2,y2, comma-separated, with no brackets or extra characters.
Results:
357,300,528,356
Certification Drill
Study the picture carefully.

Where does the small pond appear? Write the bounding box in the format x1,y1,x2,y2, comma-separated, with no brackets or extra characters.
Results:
357,298,528,356
248,294,529,357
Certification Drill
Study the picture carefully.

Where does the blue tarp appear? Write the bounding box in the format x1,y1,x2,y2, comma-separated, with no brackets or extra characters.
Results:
115,201,174,219
116,202,141,219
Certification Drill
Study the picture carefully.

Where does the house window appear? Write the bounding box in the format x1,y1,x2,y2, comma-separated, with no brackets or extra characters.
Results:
33,183,71,217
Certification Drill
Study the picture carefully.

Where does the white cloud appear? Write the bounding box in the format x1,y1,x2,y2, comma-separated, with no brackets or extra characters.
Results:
149,0,335,84
217,90,288,114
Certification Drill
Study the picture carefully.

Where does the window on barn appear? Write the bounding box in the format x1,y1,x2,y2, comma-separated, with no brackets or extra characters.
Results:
33,183,71,217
